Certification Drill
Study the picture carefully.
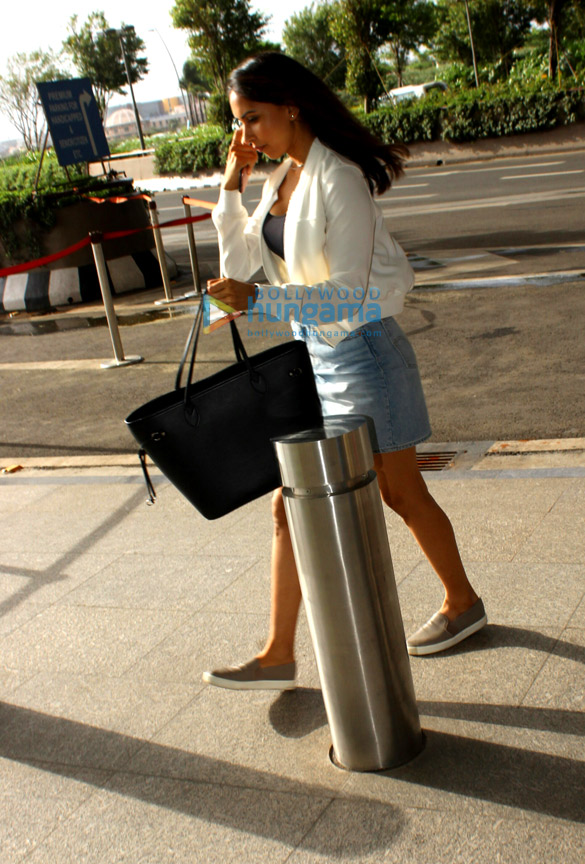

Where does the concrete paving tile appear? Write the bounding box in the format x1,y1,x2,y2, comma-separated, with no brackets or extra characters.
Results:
0,758,110,862
199,558,272,615
406,625,564,705
446,510,546,562
0,551,123,605
549,478,585,514
126,684,346,795
14,482,144,515
124,608,319,689
427,476,573,515
0,605,191,676
125,611,270,685
0,483,56,514
386,499,544,563
0,667,36,696
399,558,583,640
0,600,51,639
490,817,585,864
0,508,130,555
6,672,197,743
0,552,125,638
418,707,585,762
85,489,255,558
196,513,275,557
445,562,582,629
522,627,585,712
514,511,585,563
0,486,148,555
57,552,257,612
568,596,585,627
0,698,142,771
22,772,331,864
288,796,585,863
339,716,585,825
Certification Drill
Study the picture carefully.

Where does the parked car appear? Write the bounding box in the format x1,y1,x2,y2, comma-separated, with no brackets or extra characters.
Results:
382,81,448,106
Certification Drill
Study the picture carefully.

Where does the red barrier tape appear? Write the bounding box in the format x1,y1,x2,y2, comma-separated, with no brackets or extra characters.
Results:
0,212,212,279
0,237,91,278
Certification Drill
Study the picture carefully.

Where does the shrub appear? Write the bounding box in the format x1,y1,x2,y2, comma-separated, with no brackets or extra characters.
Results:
365,96,444,145
440,83,585,141
154,125,231,175
363,83,585,146
0,152,137,263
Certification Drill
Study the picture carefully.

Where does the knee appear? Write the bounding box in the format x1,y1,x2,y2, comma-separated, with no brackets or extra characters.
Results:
272,488,289,533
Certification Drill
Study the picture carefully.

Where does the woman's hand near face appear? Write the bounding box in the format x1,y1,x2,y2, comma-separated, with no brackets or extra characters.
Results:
207,277,257,312
223,127,258,192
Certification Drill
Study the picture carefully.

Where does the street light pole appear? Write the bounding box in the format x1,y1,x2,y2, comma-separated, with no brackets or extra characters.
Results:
107,26,146,150
149,28,193,127
463,0,480,88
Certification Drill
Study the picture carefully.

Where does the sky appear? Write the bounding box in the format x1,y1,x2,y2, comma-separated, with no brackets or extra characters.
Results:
0,0,311,143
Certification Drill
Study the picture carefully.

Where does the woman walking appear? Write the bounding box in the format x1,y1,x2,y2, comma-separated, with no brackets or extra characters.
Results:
203,53,486,689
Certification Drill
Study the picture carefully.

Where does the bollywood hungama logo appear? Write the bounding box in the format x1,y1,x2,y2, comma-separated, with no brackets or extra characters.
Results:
203,285,383,334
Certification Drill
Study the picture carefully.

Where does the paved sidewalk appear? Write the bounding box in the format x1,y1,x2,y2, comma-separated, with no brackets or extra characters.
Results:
1,442,584,863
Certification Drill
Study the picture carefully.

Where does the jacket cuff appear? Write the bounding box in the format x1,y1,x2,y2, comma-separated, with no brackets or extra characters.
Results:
217,188,244,213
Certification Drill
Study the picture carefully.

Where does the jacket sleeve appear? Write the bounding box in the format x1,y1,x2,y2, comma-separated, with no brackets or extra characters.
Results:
211,188,263,281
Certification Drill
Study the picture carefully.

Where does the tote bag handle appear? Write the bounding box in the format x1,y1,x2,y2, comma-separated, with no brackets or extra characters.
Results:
175,295,264,418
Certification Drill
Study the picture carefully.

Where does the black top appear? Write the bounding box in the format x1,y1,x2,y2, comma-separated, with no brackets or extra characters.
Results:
262,212,286,260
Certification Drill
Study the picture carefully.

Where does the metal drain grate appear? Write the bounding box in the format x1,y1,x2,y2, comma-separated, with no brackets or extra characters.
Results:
416,451,458,472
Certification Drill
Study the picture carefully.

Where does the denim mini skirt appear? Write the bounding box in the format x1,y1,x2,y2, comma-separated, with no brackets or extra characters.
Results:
298,317,431,454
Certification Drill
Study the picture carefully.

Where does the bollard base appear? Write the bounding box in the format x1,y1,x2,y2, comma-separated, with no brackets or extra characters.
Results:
329,733,426,773
100,355,144,369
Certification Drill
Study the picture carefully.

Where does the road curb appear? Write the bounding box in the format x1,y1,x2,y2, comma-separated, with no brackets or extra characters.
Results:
2,438,584,476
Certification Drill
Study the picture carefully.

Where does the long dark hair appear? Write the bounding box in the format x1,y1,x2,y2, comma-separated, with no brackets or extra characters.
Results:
227,52,408,195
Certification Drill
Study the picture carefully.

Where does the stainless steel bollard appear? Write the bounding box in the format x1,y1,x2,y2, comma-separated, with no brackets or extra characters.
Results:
273,416,424,772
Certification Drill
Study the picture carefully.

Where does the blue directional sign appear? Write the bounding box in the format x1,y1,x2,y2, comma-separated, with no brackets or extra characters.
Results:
37,78,110,166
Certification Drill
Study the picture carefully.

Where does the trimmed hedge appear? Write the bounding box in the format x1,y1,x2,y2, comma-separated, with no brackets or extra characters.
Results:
364,84,585,145
154,125,231,175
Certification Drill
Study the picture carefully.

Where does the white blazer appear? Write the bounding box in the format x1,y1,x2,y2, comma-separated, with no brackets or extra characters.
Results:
212,137,414,346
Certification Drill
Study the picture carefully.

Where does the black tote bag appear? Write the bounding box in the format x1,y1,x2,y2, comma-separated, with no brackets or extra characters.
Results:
125,298,322,519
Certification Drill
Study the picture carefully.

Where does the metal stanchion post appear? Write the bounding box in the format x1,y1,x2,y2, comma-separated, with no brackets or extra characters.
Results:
183,198,203,295
148,200,173,304
273,416,424,772
89,232,143,369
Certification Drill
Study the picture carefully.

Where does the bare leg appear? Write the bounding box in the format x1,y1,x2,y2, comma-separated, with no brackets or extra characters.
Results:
256,488,301,667
257,446,478,666
374,447,478,620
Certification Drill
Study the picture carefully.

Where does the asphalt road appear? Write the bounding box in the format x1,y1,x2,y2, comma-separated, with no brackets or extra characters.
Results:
1,148,584,458
156,149,585,281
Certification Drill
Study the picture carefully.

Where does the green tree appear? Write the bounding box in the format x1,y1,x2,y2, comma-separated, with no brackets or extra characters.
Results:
0,50,65,151
433,1,535,76
283,2,346,88
381,0,437,87
330,0,391,111
63,12,148,117
534,1,585,79
171,0,268,129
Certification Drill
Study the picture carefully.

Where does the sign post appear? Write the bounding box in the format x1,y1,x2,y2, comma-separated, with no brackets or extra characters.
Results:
37,78,110,167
